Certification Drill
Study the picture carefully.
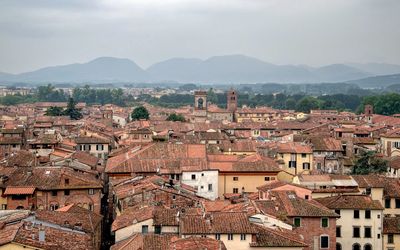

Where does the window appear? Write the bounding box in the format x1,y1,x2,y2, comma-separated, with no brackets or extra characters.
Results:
396,199,400,208
50,204,59,211
201,173,204,176
88,189,94,195
142,225,148,234
301,153,307,158
336,226,341,237
335,209,341,215
353,227,360,238
336,243,342,250
264,177,270,181
65,178,69,185
364,227,371,238
208,184,213,192
215,234,220,240
320,235,329,248
51,190,57,196
352,244,361,250
354,210,360,219
321,218,329,228
294,217,301,227
191,174,196,180
364,244,372,250
385,198,391,208
233,177,239,181
317,163,322,170
88,204,93,211
394,141,400,149
155,225,161,234
233,188,239,194
388,234,394,244
366,187,371,195
305,195,309,200
303,163,310,170
365,210,371,219
200,186,204,189
377,233,380,239
64,190,70,196
228,234,233,240
240,234,246,241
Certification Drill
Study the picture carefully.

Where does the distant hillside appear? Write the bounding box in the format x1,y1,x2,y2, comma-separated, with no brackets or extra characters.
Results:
2,57,147,83
0,55,379,84
347,74,400,88
346,63,400,76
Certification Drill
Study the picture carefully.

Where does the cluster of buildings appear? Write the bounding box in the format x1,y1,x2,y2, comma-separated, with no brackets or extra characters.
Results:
0,90,400,249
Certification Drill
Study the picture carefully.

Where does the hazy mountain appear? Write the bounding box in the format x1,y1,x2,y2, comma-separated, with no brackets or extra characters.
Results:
147,58,203,82
0,72,13,81
147,55,366,83
346,63,400,76
347,74,400,88
4,57,147,83
0,55,382,84
312,64,371,82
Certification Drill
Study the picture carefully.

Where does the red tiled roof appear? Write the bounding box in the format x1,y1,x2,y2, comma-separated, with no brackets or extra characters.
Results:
4,186,35,195
315,195,383,210
277,142,312,153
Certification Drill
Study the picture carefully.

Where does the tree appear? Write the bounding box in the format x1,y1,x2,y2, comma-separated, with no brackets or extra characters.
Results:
166,113,186,122
131,106,149,120
295,96,321,113
63,98,83,120
352,151,388,175
45,106,64,116
207,88,218,104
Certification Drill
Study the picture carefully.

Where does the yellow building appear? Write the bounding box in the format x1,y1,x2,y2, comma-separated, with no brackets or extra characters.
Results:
208,154,281,198
383,217,400,250
235,107,280,123
381,128,400,157
276,142,313,175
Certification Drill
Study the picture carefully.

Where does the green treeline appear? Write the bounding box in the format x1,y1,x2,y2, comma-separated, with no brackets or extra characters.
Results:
3,84,400,115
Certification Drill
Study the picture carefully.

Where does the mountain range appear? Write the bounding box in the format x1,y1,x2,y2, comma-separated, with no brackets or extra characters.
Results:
1,55,400,84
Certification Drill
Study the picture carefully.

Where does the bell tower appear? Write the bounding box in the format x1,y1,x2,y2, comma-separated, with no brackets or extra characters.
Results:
227,89,237,112
193,91,208,122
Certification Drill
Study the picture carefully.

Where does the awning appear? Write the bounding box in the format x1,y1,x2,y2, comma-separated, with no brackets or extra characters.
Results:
4,186,35,195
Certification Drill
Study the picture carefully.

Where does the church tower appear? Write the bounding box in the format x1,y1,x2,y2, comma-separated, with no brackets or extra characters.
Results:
193,91,208,122
227,89,237,112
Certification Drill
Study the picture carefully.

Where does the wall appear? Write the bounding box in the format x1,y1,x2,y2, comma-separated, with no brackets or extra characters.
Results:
292,217,336,250
335,209,382,250
279,152,313,176
383,233,400,250
181,170,218,200
218,173,278,198
115,219,154,242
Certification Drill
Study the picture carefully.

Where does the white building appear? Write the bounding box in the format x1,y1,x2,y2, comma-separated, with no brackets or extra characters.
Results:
181,169,219,200
316,195,384,250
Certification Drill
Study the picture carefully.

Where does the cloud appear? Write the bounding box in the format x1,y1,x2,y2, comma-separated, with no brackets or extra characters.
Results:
0,0,399,73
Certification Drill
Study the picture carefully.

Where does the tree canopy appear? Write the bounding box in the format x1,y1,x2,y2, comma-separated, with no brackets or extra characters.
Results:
46,98,83,120
352,151,388,175
131,106,149,120
166,113,186,122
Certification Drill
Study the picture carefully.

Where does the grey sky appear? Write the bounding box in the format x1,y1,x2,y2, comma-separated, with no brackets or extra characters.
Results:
1,0,399,74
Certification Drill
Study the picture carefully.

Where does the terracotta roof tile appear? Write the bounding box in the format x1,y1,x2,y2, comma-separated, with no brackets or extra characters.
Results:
316,195,384,210
4,186,35,195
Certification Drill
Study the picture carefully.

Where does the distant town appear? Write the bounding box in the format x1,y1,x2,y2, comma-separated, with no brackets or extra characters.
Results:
0,84,399,250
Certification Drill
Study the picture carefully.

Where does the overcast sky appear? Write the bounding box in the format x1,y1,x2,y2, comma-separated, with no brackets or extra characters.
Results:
1,0,399,74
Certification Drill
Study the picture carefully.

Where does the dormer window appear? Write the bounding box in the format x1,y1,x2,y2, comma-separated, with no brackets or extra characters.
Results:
65,179,69,185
